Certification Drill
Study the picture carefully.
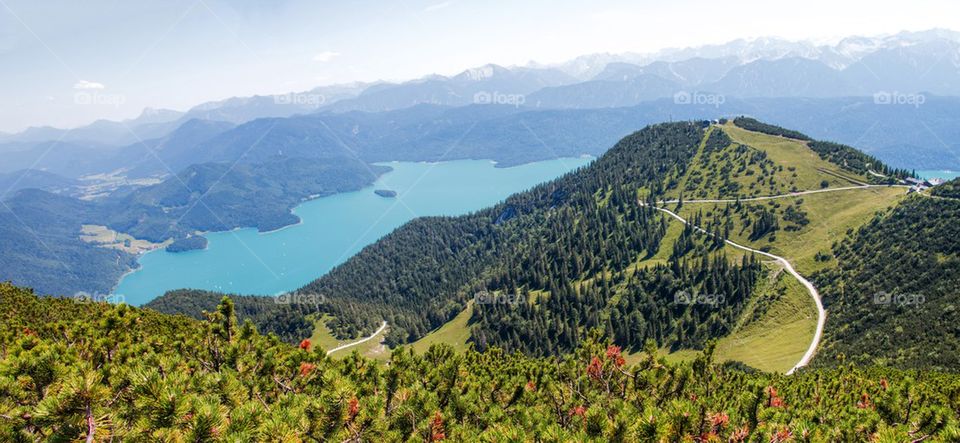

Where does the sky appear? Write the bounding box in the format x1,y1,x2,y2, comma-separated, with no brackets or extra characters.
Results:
1,0,959,133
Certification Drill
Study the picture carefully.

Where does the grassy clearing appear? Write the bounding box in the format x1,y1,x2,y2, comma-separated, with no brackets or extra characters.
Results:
751,186,905,274
626,262,817,373
712,263,816,373
678,186,905,274
410,301,474,353
310,315,392,361
79,224,170,254
308,314,344,351
667,126,713,199
721,123,867,189
664,124,867,201
627,216,684,271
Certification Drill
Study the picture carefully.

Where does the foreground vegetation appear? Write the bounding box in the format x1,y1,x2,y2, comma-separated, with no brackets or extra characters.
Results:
4,284,960,441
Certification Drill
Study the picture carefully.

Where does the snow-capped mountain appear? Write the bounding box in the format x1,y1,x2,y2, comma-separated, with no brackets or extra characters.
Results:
541,28,960,78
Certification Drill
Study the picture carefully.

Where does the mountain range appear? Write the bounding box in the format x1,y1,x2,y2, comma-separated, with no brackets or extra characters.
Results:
149,118,947,378
7,28,959,148
3,28,960,299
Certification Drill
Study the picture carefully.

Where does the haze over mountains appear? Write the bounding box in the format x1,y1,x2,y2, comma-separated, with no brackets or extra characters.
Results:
3,29,960,297
7,29,960,141
3,29,959,176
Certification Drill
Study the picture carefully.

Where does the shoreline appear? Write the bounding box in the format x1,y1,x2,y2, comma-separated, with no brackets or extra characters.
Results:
372,155,594,170
108,157,591,302
258,217,304,235
109,264,141,298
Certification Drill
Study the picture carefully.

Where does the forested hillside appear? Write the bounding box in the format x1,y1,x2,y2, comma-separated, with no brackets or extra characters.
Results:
813,194,960,370
0,190,137,295
156,122,760,352
931,177,960,199
101,157,388,242
5,284,960,441
151,119,908,368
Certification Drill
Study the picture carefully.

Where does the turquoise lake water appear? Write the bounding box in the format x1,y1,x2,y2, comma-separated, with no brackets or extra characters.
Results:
114,158,592,305
916,170,960,181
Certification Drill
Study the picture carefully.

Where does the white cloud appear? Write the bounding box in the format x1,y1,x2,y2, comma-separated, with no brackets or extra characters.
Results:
74,80,105,90
423,1,454,12
312,51,340,62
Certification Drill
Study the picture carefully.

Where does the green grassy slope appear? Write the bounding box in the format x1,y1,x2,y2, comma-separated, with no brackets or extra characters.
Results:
410,301,475,353
712,264,815,372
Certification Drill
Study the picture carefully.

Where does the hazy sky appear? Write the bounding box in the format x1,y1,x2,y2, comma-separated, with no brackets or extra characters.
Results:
2,0,959,132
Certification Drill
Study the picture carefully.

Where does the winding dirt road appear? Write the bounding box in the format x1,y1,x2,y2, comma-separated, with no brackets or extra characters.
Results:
644,184,915,372
326,321,388,355
639,184,910,373
644,203,826,374
659,184,907,204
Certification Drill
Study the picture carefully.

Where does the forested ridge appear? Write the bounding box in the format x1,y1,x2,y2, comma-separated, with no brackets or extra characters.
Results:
733,116,911,182
732,117,813,141
6,283,960,441
154,122,727,350
931,177,960,199
812,194,960,371
149,119,916,359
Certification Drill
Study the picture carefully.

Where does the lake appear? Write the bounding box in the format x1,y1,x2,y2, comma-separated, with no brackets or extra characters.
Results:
114,157,592,305
916,170,960,181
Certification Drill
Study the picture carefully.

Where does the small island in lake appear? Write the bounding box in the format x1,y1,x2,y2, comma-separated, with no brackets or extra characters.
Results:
166,235,208,253
374,189,397,198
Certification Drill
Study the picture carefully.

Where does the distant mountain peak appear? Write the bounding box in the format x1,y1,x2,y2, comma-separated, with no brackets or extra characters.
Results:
137,107,179,118
128,107,184,126
541,28,960,78
455,64,509,81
